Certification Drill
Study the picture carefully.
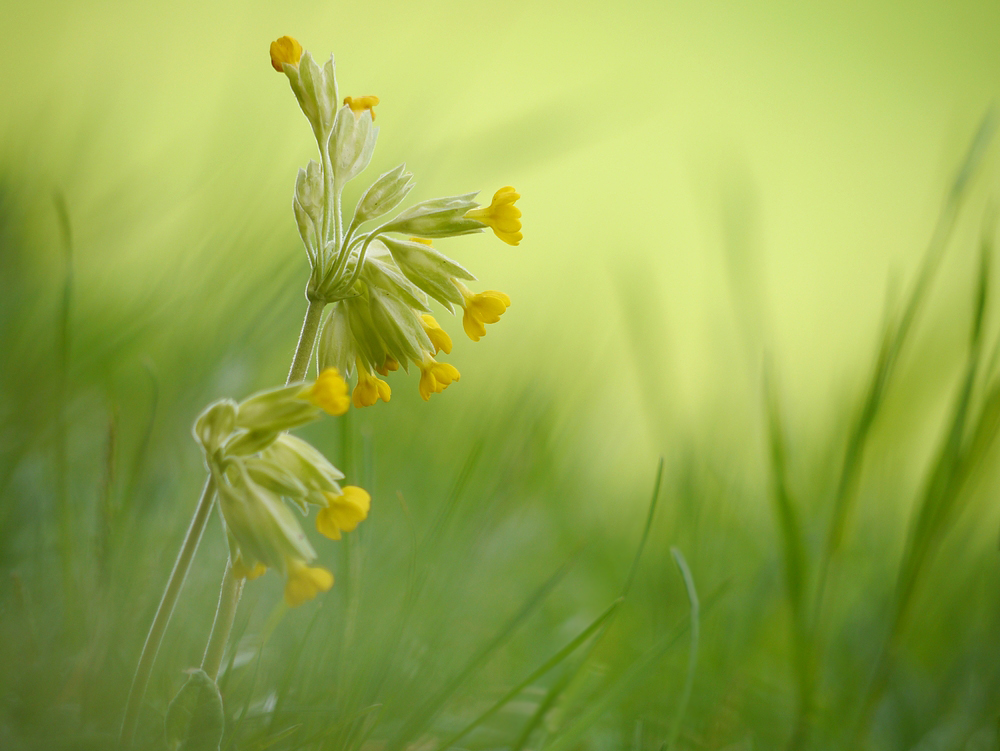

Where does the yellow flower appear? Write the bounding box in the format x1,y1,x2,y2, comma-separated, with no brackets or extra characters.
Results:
284,561,334,607
270,36,303,72
420,314,453,355
417,355,461,401
374,355,399,376
231,556,267,581
465,186,522,246
343,95,380,120
455,281,510,342
300,368,350,416
316,486,371,540
352,359,391,408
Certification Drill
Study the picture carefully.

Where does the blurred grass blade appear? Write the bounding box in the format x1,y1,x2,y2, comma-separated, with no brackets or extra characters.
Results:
387,558,570,750
53,190,74,607
664,547,699,751
762,365,813,748
853,217,996,743
816,110,996,609
542,602,707,751
432,597,623,751
622,458,664,598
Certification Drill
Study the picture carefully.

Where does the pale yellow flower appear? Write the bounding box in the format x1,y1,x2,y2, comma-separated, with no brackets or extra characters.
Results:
454,281,510,342
284,561,334,606
420,314,453,355
353,359,391,408
465,186,522,245
300,368,350,415
343,95,380,120
417,355,460,401
270,36,303,72
316,486,371,540
374,355,399,377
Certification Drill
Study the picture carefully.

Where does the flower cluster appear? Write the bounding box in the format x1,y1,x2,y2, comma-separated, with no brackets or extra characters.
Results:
193,369,370,606
270,36,520,406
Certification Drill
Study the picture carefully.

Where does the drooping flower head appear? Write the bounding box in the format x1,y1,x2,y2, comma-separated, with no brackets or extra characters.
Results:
272,38,520,404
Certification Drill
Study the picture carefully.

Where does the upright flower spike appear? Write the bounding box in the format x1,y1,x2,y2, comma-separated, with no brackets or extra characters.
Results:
300,367,350,415
417,354,461,400
270,36,303,72
353,358,391,408
465,186,522,245
316,486,371,540
454,280,511,342
344,95,380,120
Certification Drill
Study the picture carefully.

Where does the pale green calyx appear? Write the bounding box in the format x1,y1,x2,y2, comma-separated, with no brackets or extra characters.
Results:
352,164,414,225
380,236,475,310
330,105,378,185
377,193,484,239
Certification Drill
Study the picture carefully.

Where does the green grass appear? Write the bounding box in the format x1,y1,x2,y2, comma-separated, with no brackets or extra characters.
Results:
3,97,1000,751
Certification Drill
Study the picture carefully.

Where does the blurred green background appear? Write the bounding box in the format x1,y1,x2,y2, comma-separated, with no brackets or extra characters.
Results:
3,0,1000,749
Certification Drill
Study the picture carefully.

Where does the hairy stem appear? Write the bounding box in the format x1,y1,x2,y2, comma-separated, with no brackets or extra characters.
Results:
288,297,327,383
201,564,244,681
119,475,218,749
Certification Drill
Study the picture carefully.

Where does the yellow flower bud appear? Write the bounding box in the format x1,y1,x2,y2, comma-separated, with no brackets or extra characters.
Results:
420,314,453,355
300,368,350,416
417,355,460,401
455,281,510,342
352,359,391,408
343,95,380,120
270,36,303,72
284,561,334,606
465,186,522,245
316,486,371,540
374,355,399,377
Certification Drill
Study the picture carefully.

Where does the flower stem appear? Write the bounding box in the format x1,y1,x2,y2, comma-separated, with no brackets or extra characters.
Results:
119,475,217,749
201,564,244,681
197,297,327,692
288,297,327,383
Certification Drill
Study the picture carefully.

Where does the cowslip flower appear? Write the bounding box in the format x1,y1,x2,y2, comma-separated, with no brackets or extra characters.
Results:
300,367,350,415
465,186,522,245
353,358,391,408
284,561,334,606
316,486,371,540
270,36,303,72
421,314,452,355
453,280,511,342
417,355,461,400
344,95,380,120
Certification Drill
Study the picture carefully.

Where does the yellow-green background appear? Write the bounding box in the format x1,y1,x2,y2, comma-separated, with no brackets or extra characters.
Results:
3,0,1000,748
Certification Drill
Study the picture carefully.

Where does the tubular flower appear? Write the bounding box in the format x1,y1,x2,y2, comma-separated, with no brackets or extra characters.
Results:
284,561,334,606
270,36,303,72
316,486,371,540
374,355,399,376
455,281,511,342
465,186,522,245
352,358,391,408
300,367,350,415
421,314,453,355
344,95,380,120
417,355,461,400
